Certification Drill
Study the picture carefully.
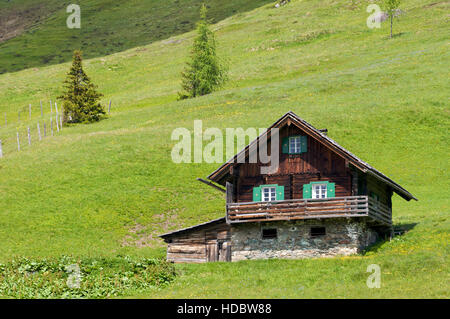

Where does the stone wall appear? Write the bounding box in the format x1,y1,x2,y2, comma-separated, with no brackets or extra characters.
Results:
230,219,379,261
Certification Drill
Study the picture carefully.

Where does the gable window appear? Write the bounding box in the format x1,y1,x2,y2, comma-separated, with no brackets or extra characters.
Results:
282,135,307,154
312,183,327,199
253,184,285,202
303,181,335,199
289,136,301,154
310,227,326,237
262,186,276,202
262,228,277,239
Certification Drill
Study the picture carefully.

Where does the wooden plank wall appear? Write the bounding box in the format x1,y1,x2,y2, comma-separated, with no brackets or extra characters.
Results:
166,222,230,263
236,125,351,202
366,174,392,207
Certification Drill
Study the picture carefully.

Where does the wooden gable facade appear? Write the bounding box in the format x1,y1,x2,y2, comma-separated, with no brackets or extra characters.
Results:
232,122,352,203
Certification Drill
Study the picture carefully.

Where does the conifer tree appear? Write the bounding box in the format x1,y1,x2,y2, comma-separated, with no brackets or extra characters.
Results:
59,51,105,123
178,4,227,99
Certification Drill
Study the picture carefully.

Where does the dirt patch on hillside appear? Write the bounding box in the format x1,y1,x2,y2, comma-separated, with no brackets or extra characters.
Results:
121,210,184,248
0,3,59,43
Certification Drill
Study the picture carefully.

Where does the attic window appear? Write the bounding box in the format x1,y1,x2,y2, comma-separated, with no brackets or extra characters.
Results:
262,228,277,239
282,135,307,154
310,227,326,237
289,136,301,153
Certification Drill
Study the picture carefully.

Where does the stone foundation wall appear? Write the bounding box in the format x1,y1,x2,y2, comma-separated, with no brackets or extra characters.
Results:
230,219,378,261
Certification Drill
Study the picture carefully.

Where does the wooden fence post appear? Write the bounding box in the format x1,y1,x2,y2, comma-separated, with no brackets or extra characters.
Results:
108,100,111,114
29,104,32,120
43,121,47,137
40,100,43,117
37,122,42,141
55,102,58,114
56,114,60,132
17,132,20,151
27,127,31,145
0,139,3,158
59,113,63,130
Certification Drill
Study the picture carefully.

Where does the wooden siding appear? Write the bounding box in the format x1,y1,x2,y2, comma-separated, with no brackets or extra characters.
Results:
165,222,230,263
366,174,392,207
235,125,351,202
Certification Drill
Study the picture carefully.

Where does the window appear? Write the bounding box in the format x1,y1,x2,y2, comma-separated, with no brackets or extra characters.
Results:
289,136,301,154
312,183,327,199
262,186,276,202
303,181,335,199
310,227,326,237
253,184,284,202
282,135,307,154
262,228,277,239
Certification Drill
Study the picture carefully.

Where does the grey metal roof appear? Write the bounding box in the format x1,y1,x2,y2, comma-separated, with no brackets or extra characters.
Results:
159,217,226,239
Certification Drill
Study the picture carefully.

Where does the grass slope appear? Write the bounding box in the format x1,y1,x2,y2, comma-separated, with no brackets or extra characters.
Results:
0,0,448,298
0,0,272,74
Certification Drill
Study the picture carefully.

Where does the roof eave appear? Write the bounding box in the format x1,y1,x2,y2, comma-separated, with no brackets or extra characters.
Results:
159,217,226,239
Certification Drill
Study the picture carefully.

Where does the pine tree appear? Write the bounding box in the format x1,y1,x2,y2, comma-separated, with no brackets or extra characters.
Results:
59,51,105,123
178,4,227,99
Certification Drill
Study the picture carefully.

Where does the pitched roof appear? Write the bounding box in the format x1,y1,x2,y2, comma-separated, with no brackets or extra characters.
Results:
159,217,226,239
207,111,417,201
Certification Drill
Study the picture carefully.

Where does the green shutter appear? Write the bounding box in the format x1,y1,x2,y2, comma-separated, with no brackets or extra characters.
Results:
282,137,289,154
300,135,307,153
276,185,284,201
252,186,261,202
326,182,335,198
303,183,312,199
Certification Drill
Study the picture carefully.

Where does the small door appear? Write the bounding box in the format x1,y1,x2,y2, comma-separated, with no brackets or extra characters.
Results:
218,240,231,262
206,240,231,262
206,241,218,262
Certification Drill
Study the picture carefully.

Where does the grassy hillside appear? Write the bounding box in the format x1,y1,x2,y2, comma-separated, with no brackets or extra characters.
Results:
0,0,448,298
0,0,272,74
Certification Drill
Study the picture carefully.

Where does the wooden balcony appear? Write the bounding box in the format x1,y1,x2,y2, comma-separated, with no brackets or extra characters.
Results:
226,195,392,226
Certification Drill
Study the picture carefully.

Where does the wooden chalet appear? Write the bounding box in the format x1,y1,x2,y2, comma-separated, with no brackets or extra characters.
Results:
160,112,416,263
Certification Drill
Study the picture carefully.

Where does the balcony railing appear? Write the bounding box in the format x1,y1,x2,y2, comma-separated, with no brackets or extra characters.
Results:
226,195,391,226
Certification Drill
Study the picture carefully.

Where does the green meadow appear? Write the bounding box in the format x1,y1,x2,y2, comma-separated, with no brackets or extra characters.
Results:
0,0,448,298
0,0,272,73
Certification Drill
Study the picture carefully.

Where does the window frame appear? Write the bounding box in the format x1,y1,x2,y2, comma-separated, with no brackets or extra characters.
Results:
261,186,277,202
288,136,302,154
311,183,328,199
254,184,284,202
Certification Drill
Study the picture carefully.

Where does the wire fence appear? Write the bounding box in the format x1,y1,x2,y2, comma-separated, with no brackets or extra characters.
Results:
0,99,112,158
